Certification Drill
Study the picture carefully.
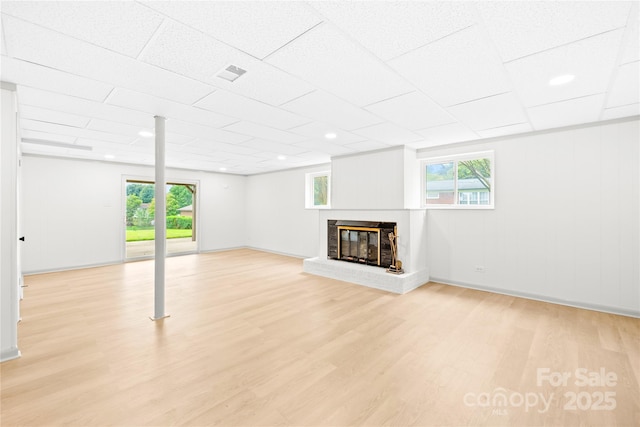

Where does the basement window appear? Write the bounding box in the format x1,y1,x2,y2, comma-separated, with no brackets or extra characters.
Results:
421,151,494,209
305,171,331,209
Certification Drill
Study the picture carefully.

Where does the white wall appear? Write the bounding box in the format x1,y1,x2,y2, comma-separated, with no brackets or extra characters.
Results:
21,156,246,273
421,118,640,316
245,164,329,258
18,118,640,316
1,85,20,361
332,146,421,210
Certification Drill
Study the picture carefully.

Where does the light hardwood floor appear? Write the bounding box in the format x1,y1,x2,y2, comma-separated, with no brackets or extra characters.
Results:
1,249,638,426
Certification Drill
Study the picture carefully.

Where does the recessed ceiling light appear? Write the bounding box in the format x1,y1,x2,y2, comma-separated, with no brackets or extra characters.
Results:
219,167,227,171
324,132,337,140
548,74,575,86
104,154,115,160
277,155,287,160
138,130,154,138
217,64,247,83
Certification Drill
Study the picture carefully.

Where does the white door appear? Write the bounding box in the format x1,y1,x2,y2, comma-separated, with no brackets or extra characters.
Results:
0,84,20,361
16,122,23,307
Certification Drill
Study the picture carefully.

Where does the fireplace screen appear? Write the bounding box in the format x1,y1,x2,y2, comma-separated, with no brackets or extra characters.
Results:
338,226,380,266
328,220,395,268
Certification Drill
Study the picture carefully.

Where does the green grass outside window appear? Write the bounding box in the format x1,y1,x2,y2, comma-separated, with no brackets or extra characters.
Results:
126,227,192,242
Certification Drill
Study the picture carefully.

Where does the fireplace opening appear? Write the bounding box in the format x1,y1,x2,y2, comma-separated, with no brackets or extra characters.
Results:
339,226,380,265
328,220,396,268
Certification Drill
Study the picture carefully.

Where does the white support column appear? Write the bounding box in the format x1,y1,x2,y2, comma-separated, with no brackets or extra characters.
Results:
151,116,169,321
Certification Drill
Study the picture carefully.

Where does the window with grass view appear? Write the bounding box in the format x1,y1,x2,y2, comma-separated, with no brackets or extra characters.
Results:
422,152,493,208
125,180,197,258
305,171,330,208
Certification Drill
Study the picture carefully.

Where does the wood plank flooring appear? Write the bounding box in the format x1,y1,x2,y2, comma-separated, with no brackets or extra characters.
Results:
1,249,638,426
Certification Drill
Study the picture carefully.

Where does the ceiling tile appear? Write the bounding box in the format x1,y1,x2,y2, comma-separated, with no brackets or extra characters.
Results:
478,1,632,61
1,56,113,102
620,4,639,64
1,1,164,58
388,25,511,107
506,30,624,108
144,1,322,59
606,61,640,108
139,19,316,106
241,138,309,156
106,88,237,129
251,149,314,165
166,119,252,145
2,15,213,105
477,122,533,139
414,122,479,147
17,86,153,128
195,89,309,130
165,133,195,146
159,149,197,163
123,136,156,152
140,19,241,86
288,122,365,144
281,90,382,131
76,138,125,152
19,105,90,129
217,62,315,107
310,1,478,61
223,121,306,144
21,129,77,145
85,119,141,138
528,94,606,130
447,92,529,131
602,103,640,120
186,139,259,156
293,140,357,156
214,152,269,164
84,118,192,146
179,143,227,157
365,91,456,130
266,23,414,106
295,150,332,162
21,119,135,145
0,17,6,55
343,140,390,152
352,122,422,145
172,158,219,172
3,1,638,175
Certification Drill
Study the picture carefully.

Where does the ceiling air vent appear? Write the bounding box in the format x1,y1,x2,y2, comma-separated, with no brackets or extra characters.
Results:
217,65,247,82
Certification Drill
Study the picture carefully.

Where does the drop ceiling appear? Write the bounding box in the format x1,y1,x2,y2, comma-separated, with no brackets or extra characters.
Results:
1,1,638,175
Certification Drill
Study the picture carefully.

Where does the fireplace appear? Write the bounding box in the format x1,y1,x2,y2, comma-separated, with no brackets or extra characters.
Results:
327,220,395,268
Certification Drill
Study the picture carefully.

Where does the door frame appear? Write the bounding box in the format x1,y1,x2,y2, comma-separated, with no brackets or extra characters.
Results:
121,175,200,261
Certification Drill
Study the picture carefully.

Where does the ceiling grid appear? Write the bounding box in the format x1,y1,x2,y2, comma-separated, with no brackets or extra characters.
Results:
0,1,637,175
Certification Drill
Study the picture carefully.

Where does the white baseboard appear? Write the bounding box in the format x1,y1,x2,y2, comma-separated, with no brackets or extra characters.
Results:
245,246,309,260
198,245,247,254
431,277,640,319
199,245,303,258
1,347,21,363
21,247,303,276
23,259,124,276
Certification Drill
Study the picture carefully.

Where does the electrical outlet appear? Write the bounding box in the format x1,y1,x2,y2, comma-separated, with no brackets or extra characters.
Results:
475,266,486,273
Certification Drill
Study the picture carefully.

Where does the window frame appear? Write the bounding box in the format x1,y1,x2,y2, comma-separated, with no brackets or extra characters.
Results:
420,151,494,209
305,170,331,209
